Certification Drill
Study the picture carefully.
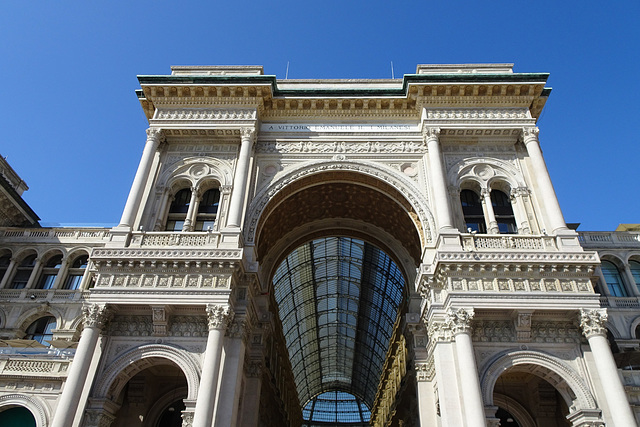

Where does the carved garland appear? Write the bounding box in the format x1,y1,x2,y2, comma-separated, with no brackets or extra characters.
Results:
245,159,435,245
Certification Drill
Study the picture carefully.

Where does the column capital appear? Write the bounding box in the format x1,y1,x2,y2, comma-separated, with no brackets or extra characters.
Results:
226,315,248,341
82,304,112,330
240,127,256,142
206,304,233,330
521,126,540,143
580,309,608,338
445,307,475,335
146,127,165,142
421,126,441,141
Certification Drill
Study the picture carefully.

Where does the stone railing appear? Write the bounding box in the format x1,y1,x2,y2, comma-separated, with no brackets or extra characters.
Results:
0,289,89,302
461,234,557,251
0,353,72,378
0,227,110,243
129,231,221,247
599,296,640,309
578,231,640,249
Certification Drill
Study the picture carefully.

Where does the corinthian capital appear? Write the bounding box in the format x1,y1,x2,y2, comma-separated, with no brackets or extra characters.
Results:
579,309,608,338
421,126,441,141
82,304,112,330
445,307,475,335
522,127,539,142
206,304,233,330
146,127,165,142
240,127,256,142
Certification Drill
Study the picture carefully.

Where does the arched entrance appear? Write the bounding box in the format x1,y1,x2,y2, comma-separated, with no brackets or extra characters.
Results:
253,170,425,425
0,406,36,427
481,351,603,427
110,360,187,427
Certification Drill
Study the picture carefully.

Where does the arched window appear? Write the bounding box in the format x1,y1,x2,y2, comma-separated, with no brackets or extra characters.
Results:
36,254,63,289
629,260,640,293
0,254,10,283
63,255,89,290
25,316,56,344
165,188,191,231
195,188,220,231
460,189,486,233
491,190,517,234
11,254,36,289
601,260,628,297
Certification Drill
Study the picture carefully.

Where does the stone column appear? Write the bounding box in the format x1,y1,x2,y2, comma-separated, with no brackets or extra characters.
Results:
511,188,531,234
24,258,43,289
51,304,111,427
480,189,499,234
579,309,636,426
522,128,568,234
214,316,247,426
0,258,17,289
415,361,438,426
51,257,70,289
192,304,233,427
446,308,486,427
227,128,255,228
238,360,263,427
118,128,164,228
182,187,199,232
154,187,171,231
423,127,455,231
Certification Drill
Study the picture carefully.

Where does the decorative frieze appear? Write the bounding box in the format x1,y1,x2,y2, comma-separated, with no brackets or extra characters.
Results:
531,321,581,344
169,316,208,337
95,273,233,290
91,248,242,261
155,108,257,121
424,108,529,120
108,316,153,337
472,320,515,342
256,140,426,154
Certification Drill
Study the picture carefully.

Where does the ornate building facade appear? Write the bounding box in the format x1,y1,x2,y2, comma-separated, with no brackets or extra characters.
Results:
0,63,639,427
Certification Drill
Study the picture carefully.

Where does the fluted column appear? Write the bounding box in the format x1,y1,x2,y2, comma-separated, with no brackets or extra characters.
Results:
182,187,199,232
480,189,499,234
447,308,486,427
580,309,636,426
227,128,255,228
522,128,568,233
214,316,247,426
0,258,17,289
119,128,164,228
51,304,111,427
192,304,233,427
423,127,455,231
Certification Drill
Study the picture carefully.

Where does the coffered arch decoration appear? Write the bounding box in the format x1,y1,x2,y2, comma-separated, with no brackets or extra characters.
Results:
158,156,234,191
480,350,598,414
93,343,201,402
246,159,434,259
448,157,525,191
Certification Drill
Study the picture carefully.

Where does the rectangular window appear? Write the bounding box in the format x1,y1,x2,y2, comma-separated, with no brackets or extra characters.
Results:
38,274,57,289
63,275,83,290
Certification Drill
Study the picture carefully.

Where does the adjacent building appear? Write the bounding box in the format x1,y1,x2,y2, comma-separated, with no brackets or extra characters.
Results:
0,64,639,427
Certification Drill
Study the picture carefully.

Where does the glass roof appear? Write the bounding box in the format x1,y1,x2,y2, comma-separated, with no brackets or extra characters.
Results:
273,237,406,415
302,391,370,426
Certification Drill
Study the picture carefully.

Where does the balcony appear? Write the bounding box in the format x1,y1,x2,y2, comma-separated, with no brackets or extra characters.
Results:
129,231,221,247
578,231,640,249
461,234,558,251
0,348,74,378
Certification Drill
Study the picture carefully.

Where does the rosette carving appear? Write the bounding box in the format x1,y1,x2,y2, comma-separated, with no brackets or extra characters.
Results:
579,309,608,338
82,304,112,330
445,308,475,335
206,304,233,330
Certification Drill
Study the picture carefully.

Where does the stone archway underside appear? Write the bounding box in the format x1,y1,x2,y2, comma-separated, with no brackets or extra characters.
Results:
255,171,423,264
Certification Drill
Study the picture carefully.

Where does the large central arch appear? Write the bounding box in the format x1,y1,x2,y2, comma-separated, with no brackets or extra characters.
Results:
252,165,425,424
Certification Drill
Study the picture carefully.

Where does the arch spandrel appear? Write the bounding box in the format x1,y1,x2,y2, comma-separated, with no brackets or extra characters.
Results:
246,159,435,263
158,156,234,191
448,157,525,190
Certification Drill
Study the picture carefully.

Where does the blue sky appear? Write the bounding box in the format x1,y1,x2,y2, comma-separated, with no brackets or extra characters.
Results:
0,1,638,230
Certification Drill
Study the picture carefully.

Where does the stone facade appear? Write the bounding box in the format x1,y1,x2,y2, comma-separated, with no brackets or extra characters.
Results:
0,63,638,426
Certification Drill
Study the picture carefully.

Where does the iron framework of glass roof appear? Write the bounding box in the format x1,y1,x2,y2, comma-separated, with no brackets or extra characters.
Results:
273,237,406,423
